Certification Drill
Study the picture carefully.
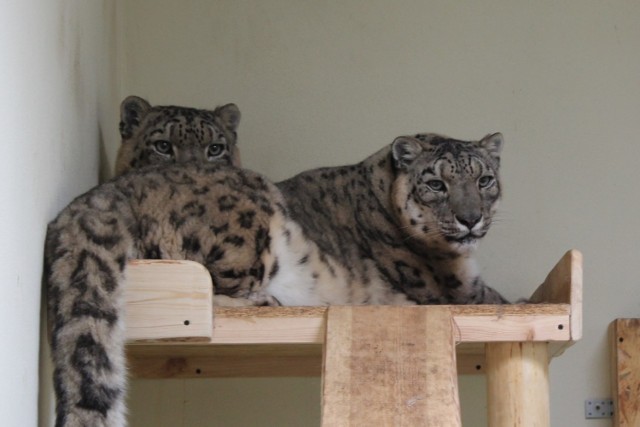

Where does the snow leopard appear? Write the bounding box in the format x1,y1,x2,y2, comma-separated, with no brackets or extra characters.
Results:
115,95,241,175
45,131,509,426
269,132,508,305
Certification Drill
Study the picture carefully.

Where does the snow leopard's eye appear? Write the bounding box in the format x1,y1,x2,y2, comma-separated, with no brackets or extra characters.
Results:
153,140,173,156
207,143,225,158
426,179,446,192
478,175,495,189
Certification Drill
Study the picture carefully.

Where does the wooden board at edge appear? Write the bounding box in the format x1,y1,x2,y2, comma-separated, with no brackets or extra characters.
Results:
610,318,640,427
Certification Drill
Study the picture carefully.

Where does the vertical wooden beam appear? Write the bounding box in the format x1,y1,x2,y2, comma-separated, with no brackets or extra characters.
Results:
485,342,550,427
610,318,640,427
321,306,461,427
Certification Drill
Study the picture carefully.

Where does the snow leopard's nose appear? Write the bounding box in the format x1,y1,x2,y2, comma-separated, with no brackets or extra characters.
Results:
455,214,482,230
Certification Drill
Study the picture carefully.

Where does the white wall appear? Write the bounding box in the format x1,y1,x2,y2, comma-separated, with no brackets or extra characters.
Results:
0,1,119,426
117,1,640,426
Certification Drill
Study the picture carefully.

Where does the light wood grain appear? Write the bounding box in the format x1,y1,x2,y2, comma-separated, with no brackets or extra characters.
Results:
124,260,213,342
124,251,582,381
486,342,550,427
126,344,563,379
453,308,569,343
209,305,571,345
610,318,640,427
127,344,322,378
125,303,575,378
122,254,583,426
211,312,325,344
321,306,461,427
529,249,583,342
125,303,571,378
126,343,492,378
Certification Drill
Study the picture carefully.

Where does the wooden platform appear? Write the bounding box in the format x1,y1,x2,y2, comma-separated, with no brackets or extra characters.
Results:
126,302,575,378
124,250,582,426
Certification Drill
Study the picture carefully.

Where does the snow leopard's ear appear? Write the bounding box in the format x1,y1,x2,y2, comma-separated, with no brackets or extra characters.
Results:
392,136,423,170
120,96,152,139
215,103,241,133
478,132,503,166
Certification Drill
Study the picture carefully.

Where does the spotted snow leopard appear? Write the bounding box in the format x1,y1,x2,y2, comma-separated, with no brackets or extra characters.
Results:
45,130,509,426
115,95,241,175
271,132,508,305
46,95,246,427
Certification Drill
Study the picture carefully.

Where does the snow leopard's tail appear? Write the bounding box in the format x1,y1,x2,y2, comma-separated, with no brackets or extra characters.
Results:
45,182,136,427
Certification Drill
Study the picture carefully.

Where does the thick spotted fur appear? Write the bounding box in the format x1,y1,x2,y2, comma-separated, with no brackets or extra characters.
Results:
272,132,508,304
115,96,241,176
45,164,288,427
47,95,245,427
45,132,509,426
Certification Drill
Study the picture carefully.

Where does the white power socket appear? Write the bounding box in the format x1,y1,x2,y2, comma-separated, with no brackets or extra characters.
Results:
585,399,613,419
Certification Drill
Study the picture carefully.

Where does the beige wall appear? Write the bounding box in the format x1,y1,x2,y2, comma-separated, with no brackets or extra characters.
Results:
84,0,640,425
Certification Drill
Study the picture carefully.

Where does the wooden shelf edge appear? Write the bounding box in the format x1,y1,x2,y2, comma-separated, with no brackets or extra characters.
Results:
528,249,583,342
124,250,583,379
609,318,640,426
125,304,574,378
126,343,489,378
126,304,573,346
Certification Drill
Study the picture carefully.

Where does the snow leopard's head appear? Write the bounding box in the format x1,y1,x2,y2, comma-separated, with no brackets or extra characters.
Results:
391,132,503,254
116,95,241,176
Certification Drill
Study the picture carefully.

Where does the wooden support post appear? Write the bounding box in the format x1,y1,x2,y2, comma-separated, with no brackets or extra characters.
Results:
321,306,461,427
610,318,640,427
485,342,550,427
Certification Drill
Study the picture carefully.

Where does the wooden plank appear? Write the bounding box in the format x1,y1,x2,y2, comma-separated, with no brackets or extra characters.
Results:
212,307,326,344
321,306,461,427
127,344,322,378
125,304,570,346
320,306,354,425
486,342,550,427
454,306,570,342
124,258,576,346
209,305,570,345
124,249,581,379
610,318,640,427
529,249,583,342
124,260,213,342
125,304,573,378
126,343,489,378
457,343,487,375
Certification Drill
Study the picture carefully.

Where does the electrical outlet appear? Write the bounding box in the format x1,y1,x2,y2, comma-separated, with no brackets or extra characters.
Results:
585,399,613,419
